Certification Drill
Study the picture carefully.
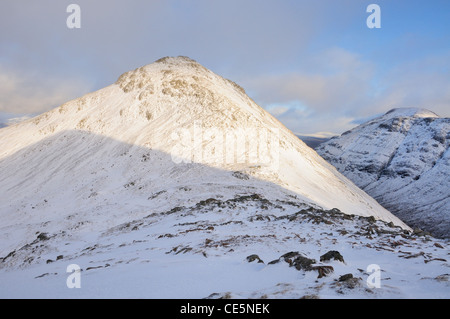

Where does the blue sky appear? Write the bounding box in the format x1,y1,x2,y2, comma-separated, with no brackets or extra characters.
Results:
1,0,449,134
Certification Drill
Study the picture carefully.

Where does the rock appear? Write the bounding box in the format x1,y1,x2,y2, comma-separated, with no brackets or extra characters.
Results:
291,255,316,271
320,250,345,263
367,216,377,224
246,254,264,264
340,277,361,289
277,251,313,270
300,294,320,299
338,273,353,282
413,227,431,237
56,255,63,260
37,233,50,241
312,265,334,278
270,251,334,278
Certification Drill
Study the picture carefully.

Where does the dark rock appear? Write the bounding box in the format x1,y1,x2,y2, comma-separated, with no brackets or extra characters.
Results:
367,216,377,224
312,266,334,278
292,255,316,271
300,294,320,299
37,233,50,241
281,251,301,260
339,273,353,282
246,254,264,264
320,250,345,263
268,259,280,265
56,255,64,260
271,251,318,271
232,171,249,180
340,277,361,289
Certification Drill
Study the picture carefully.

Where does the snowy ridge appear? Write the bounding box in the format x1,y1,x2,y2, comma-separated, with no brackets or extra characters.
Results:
317,108,450,238
0,57,448,298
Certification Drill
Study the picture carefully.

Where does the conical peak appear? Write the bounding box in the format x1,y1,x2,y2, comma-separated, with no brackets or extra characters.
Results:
154,55,203,68
114,56,251,124
115,56,222,96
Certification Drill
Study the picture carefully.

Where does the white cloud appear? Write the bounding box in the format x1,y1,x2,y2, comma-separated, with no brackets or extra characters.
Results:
241,48,450,135
0,66,92,114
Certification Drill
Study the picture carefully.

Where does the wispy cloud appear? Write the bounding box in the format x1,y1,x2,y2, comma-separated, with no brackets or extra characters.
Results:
0,65,92,114
241,47,450,134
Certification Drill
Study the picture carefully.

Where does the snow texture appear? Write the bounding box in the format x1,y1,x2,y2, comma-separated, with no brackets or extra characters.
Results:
317,108,450,239
0,57,448,298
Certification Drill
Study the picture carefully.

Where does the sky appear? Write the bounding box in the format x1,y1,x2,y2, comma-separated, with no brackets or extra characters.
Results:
1,0,449,135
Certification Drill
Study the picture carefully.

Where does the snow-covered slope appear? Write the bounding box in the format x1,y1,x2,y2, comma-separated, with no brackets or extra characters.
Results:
1,58,448,299
317,108,450,238
0,56,406,229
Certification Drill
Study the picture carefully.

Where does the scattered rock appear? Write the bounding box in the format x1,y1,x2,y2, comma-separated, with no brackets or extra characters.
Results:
434,274,449,282
320,250,345,263
268,259,281,265
37,233,50,241
332,274,362,292
246,254,264,264
232,171,249,180
312,265,334,278
269,251,333,279
434,242,444,249
86,263,110,271
367,216,377,224
275,251,316,271
339,273,353,282
300,294,320,299
413,228,431,237
291,255,316,271
34,272,57,279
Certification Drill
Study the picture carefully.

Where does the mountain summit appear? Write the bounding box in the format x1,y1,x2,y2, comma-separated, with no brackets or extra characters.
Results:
2,58,448,298
317,107,449,238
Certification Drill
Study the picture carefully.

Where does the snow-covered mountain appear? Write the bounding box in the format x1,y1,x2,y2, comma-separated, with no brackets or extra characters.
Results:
317,108,450,239
0,58,448,298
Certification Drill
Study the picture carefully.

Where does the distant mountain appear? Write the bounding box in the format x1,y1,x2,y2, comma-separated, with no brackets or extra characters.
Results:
317,108,450,238
0,59,447,298
0,113,34,129
296,135,333,149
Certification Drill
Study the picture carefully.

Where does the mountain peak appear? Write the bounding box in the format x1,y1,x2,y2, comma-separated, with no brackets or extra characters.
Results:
317,107,449,238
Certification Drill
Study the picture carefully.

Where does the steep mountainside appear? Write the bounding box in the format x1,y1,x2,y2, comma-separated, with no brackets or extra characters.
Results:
317,108,450,238
0,58,447,298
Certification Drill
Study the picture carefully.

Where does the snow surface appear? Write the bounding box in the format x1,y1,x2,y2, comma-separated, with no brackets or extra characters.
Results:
317,108,450,238
0,57,448,299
